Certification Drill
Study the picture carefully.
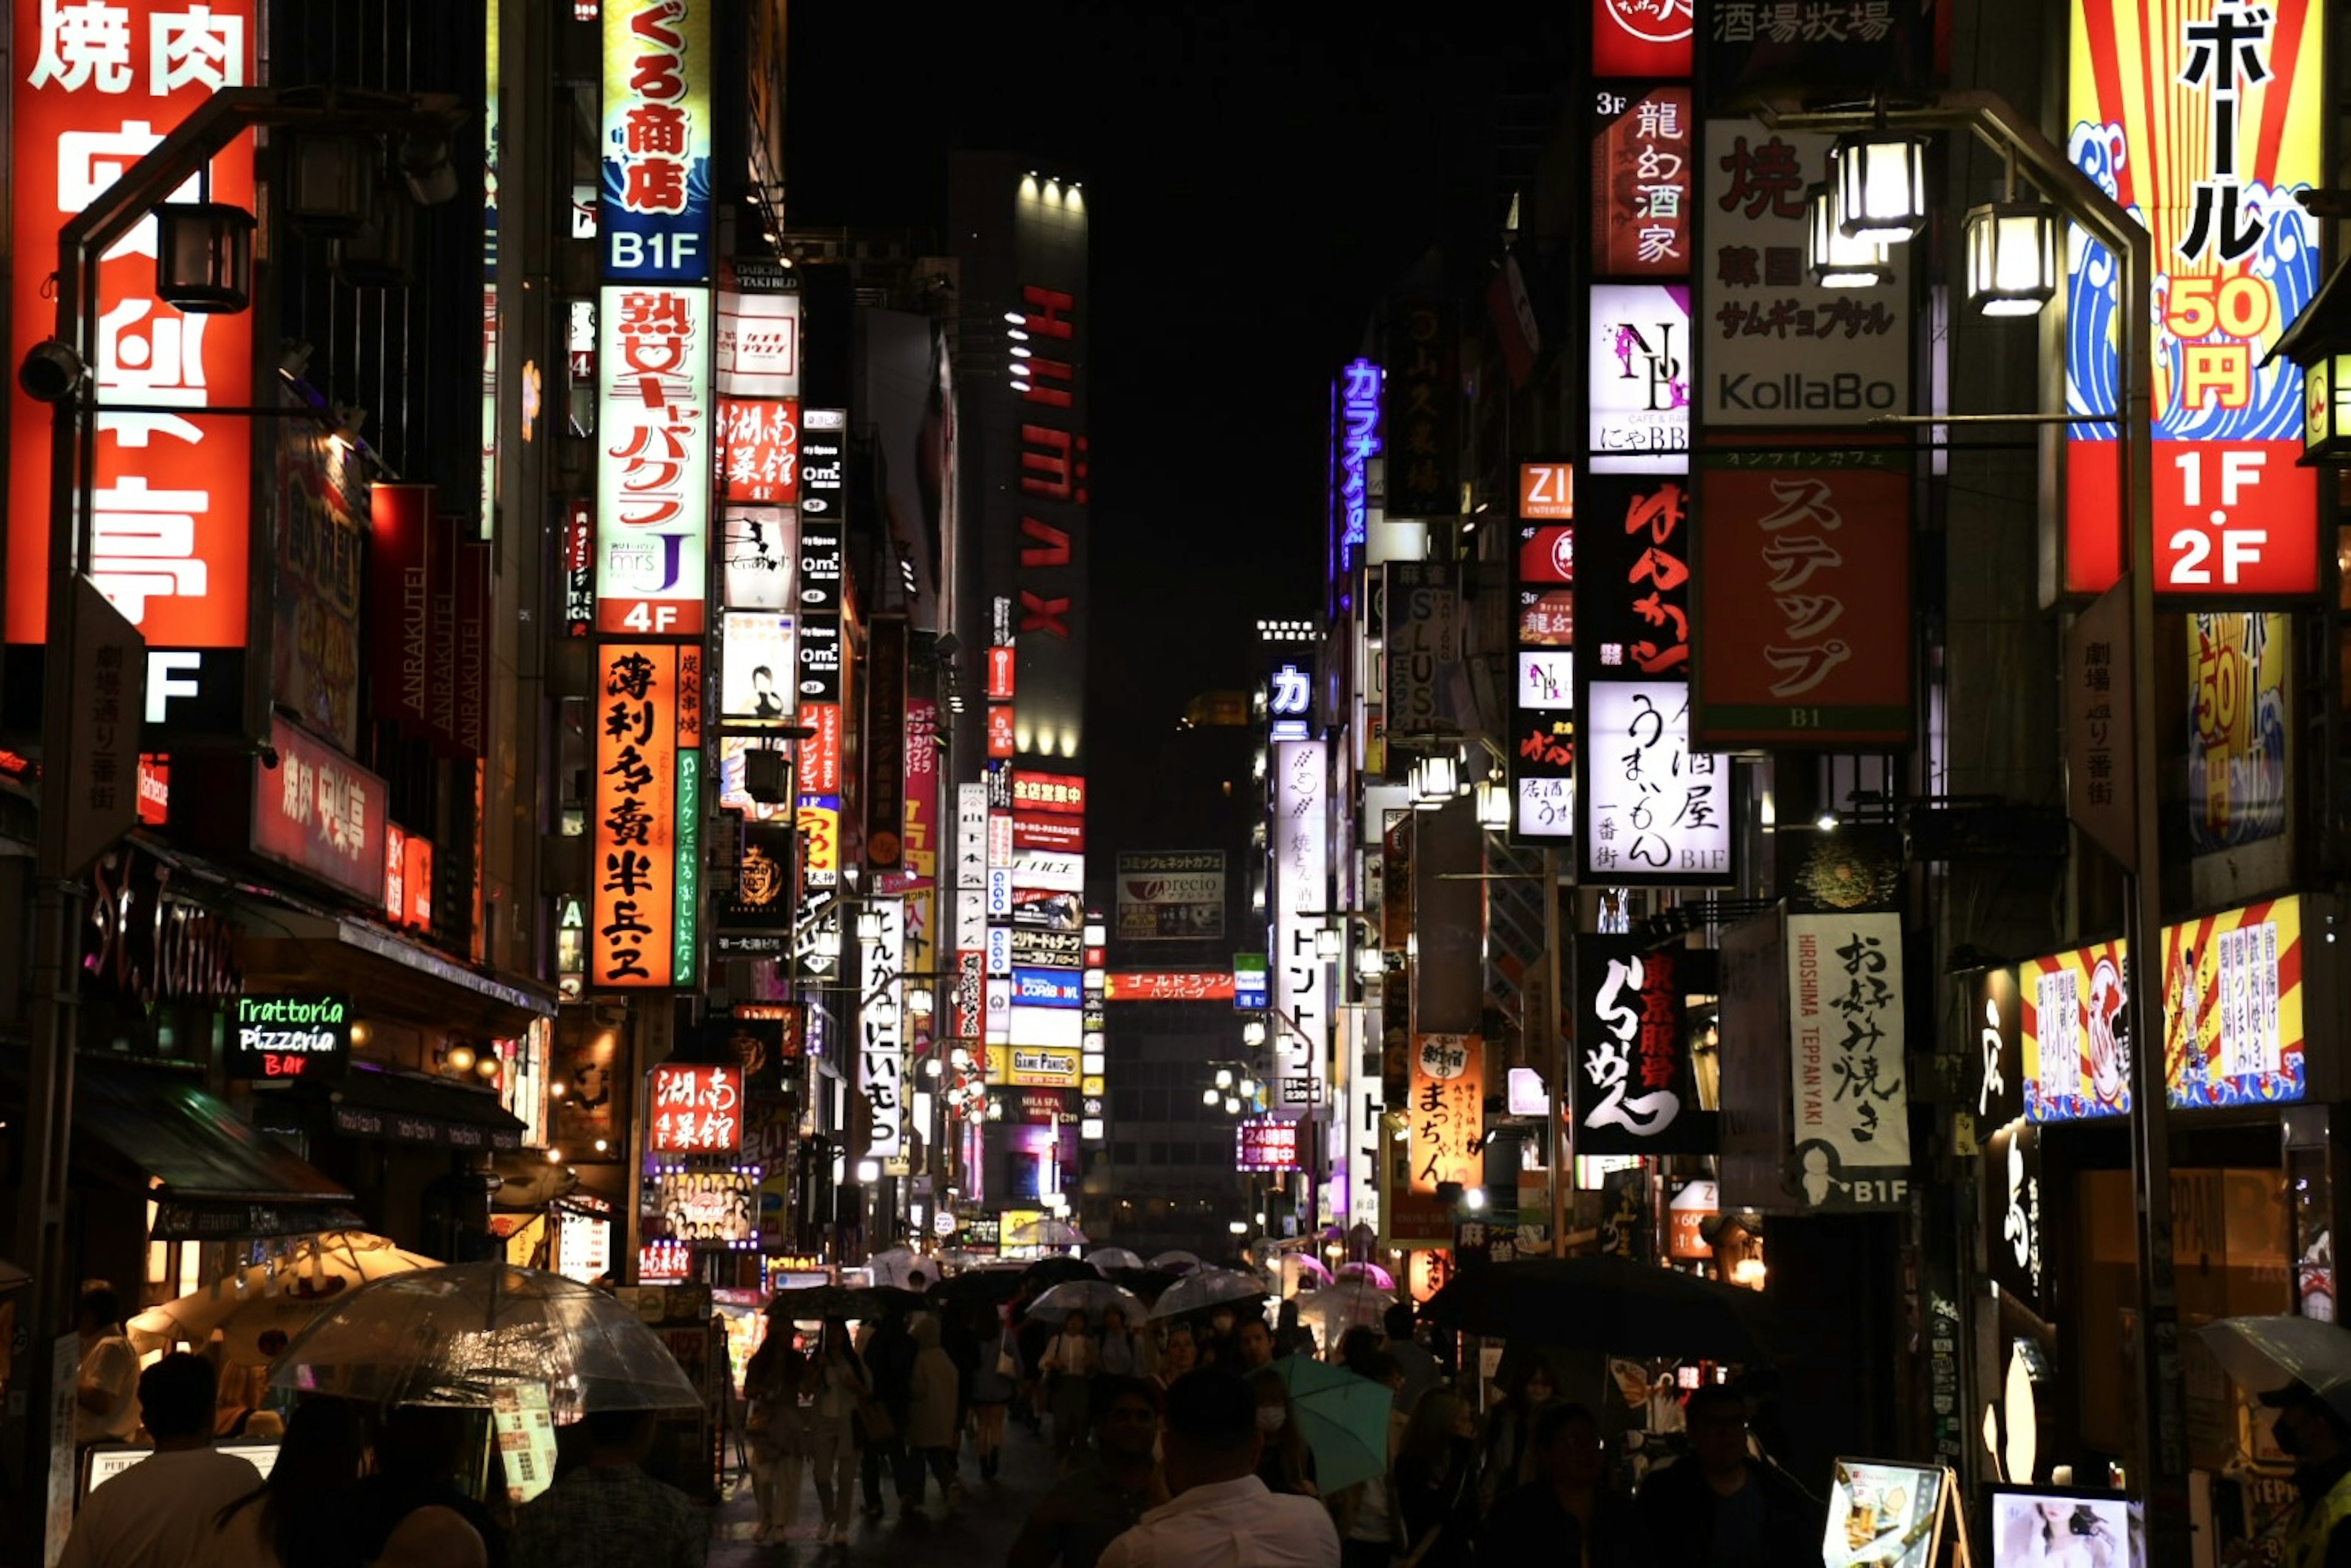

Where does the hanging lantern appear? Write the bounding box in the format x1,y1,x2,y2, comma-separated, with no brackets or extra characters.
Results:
1832,132,1930,242
1964,202,2059,317
2270,254,2351,466
1409,749,1460,807
1475,776,1511,831
1806,183,1891,290
154,202,256,314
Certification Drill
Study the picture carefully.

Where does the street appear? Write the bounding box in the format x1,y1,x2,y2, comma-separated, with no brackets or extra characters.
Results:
707,1420,1059,1567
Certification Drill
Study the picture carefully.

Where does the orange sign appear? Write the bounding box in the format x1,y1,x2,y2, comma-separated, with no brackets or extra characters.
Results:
8,0,258,646
1408,1033,1485,1195
1518,462,1575,520
592,644,686,987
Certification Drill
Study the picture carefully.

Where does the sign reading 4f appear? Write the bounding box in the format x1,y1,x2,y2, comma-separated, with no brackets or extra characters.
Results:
601,0,711,282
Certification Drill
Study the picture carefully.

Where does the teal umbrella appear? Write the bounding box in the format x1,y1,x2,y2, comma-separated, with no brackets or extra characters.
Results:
1268,1352,1391,1496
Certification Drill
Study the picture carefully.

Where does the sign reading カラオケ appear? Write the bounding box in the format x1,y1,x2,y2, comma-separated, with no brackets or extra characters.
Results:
2066,0,2323,597
9,0,257,670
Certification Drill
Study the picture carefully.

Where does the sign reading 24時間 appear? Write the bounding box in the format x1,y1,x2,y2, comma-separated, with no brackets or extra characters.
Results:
2066,0,2323,596
602,0,711,282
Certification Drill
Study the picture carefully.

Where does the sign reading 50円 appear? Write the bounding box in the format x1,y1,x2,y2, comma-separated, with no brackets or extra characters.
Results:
2065,0,2323,597
7,0,257,649
601,0,711,282
597,285,711,634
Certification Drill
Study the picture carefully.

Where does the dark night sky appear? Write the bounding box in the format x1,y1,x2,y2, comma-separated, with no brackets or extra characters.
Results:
788,7,1571,844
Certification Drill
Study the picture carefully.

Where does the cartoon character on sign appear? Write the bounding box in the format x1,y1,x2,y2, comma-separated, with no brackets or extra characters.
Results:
2086,955,2130,1110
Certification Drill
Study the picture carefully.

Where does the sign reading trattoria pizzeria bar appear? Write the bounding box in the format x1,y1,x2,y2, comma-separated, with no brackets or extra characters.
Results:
227,994,350,1081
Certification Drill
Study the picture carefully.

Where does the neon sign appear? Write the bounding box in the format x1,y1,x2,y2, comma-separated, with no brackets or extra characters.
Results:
1336,359,1380,575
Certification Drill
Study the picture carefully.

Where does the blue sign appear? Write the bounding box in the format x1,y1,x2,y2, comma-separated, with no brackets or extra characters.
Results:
1012,967,1081,1008
1233,956,1269,1011
1334,359,1381,576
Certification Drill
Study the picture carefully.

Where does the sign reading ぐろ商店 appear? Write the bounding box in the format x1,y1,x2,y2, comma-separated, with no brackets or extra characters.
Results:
601,0,712,282
8,0,257,650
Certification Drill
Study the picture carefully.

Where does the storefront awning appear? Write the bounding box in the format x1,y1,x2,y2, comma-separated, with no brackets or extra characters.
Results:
292,1064,527,1152
68,1057,361,1241
239,915,558,1037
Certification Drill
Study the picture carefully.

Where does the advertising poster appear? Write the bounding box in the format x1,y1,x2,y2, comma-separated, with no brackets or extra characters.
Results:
2065,0,2322,596
2188,612,2288,855
719,611,795,723
1693,450,1913,748
2161,895,2304,1109
1589,283,1690,471
1988,1491,2140,1568
1115,850,1226,940
1823,1460,1945,1568
1698,124,1910,429
2021,939,2134,1122
1785,913,1911,1209
1591,86,1692,277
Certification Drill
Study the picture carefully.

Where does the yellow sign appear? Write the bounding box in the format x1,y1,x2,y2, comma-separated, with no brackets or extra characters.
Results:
988,1044,1081,1087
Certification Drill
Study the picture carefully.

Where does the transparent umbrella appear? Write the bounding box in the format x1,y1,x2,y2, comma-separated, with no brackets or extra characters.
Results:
1005,1217,1088,1251
1149,1250,1204,1275
1149,1267,1267,1321
1026,1280,1147,1324
132,1231,440,1365
266,1262,698,1422
1335,1261,1397,1291
1296,1280,1397,1343
1086,1247,1147,1272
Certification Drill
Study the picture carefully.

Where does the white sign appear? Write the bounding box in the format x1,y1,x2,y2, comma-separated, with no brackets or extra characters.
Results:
986,867,1013,917
1786,911,1912,1202
716,289,800,398
858,899,905,1160
954,887,985,954
1517,778,1574,838
1009,1005,1084,1050
1583,681,1731,883
984,977,1011,1044
1012,848,1085,893
1589,283,1689,473
597,283,712,634
986,925,1013,978
1517,649,1573,711
1272,738,1329,1108
956,783,987,890
1700,124,1910,428
719,610,795,722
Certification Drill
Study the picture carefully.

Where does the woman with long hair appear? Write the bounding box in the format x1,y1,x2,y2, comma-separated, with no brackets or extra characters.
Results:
806,1317,871,1546
1481,1359,1562,1505
1394,1389,1481,1568
1039,1308,1098,1467
967,1302,1016,1482
743,1321,810,1545
199,1397,368,1568
1152,1322,1198,1391
1246,1367,1318,1498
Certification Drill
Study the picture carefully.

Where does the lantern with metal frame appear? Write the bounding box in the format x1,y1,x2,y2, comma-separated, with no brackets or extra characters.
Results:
2271,254,2351,467
1832,130,1930,242
1805,182,1891,290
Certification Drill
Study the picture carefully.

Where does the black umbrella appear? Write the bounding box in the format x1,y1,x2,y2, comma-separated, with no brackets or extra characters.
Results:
1019,1256,1103,1291
929,1267,1026,1304
1422,1256,1782,1363
1109,1266,1179,1302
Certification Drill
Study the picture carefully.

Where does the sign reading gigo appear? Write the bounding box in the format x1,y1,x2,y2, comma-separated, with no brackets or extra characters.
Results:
7,0,257,648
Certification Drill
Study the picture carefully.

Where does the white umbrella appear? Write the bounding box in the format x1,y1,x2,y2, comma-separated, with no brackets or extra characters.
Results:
1150,1250,1204,1275
1087,1247,1147,1272
130,1231,441,1365
1004,1217,1087,1251
2199,1315,2351,1425
1336,1261,1397,1291
866,1246,923,1289
1027,1280,1147,1324
1149,1267,1267,1321
266,1262,699,1420
1296,1280,1397,1343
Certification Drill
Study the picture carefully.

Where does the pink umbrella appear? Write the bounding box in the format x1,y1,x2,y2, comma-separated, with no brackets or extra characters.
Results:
1336,1261,1397,1291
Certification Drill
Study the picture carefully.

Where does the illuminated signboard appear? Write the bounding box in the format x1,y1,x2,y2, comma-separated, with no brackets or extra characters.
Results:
1518,462,1574,521
1592,88,1692,278
7,0,257,649
601,0,712,282
227,995,350,1081
1011,770,1086,816
1235,1118,1302,1172
1582,682,1730,884
1271,740,1328,1108
1011,967,1081,1008
1335,359,1380,577
1592,0,1691,77
1785,913,1911,1204
717,397,799,505
2065,0,2322,597
716,285,798,397
1104,971,1238,1002
719,506,792,611
252,717,388,905
596,284,712,634
590,643,700,987
1408,1033,1484,1194
1589,283,1689,472
718,610,795,725
858,898,905,1160
649,1062,741,1155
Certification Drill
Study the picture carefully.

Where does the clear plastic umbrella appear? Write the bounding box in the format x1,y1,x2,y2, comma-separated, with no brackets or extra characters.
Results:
1149,1267,1267,1321
1278,1255,1335,1293
1086,1247,1147,1272
1026,1280,1147,1324
866,1247,923,1289
1004,1217,1088,1251
132,1231,440,1365
266,1262,699,1422
1149,1250,1204,1275
1335,1261,1397,1291
2199,1315,2351,1425
1296,1280,1397,1343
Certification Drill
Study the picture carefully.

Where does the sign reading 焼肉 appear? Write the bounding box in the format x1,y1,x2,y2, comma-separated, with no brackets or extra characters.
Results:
1784,912,1911,1211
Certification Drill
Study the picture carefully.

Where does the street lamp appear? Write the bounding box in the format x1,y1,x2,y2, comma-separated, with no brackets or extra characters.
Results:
1474,775,1511,832
1964,201,2060,317
154,200,257,313
2270,257,2351,465
1314,918,1344,962
1409,750,1459,808
1831,130,1929,242
855,904,884,945
1242,1018,1268,1048
1202,1087,1221,1106
1807,183,1891,288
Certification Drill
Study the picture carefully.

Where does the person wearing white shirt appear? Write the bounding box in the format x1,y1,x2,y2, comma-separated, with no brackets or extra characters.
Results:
62,1352,263,1568
1098,1370,1339,1568
73,1285,140,1450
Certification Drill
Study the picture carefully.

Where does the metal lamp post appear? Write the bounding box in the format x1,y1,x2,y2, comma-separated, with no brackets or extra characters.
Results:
1776,90,2182,1557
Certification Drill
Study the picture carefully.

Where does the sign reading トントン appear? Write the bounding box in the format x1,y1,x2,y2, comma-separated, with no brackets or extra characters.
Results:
2065,0,2323,598
7,0,257,662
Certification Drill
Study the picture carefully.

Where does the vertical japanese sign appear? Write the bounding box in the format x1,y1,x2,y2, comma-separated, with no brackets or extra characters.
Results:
1575,937,1714,1155
1692,448,1913,746
7,0,257,647
2065,584,2137,869
1272,739,1328,1109
2188,612,2288,855
591,644,694,987
2162,895,2304,1108
563,501,596,636
1512,467,1577,843
796,410,846,792
1408,1033,1485,1195
649,1063,741,1155
1383,301,1457,517
1699,125,1909,428
601,0,711,282
1332,359,1381,579
2066,0,2322,596
1591,86,1692,278
1578,473,1690,681
866,612,907,870
596,284,711,634
1582,681,1731,883
860,898,906,1161
1385,562,1459,767
1785,912,1911,1210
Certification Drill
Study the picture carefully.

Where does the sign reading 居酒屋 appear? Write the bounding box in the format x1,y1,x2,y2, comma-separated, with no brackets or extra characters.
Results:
2064,0,2323,598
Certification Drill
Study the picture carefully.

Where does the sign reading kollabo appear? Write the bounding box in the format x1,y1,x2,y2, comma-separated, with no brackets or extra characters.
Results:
228,995,351,1080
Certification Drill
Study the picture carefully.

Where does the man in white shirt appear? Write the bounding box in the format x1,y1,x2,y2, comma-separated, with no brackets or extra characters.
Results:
62,1352,263,1568
1098,1370,1338,1568
74,1284,140,1449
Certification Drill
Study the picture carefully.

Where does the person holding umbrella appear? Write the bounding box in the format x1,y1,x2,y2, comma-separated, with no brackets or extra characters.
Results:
1042,1309,1102,1468
2267,1382,2351,1568
969,1302,1018,1482
806,1318,870,1547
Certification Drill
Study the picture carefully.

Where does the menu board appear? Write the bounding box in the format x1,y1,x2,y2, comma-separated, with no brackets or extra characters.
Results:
1823,1459,1946,1568
492,1382,559,1504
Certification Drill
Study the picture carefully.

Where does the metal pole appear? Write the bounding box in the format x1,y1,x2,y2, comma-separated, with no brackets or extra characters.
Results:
1545,850,1567,1256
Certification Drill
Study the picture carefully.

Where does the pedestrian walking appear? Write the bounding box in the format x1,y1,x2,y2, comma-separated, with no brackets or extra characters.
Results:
1151,1324,1198,1393
1007,1378,1166,1568
1379,1304,1441,1418
1096,1370,1338,1568
742,1327,810,1545
1042,1309,1100,1466
907,1315,963,1513
1245,1369,1318,1498
1329,1352,1405,1568
806,1318,869,1546
508,1408,705,1568
351,1405,509,1568
970,1305,1018,1481
1234,1316,1275,1372
373,1507,489,1568
860,1308,921,1519
1392,1391,1480,1568
1480,1403,1638,1568
1479,1359,1562,1506
1636,1384,1823,1568
62,1352,264,1568
1098,1307,1145,1379
2268,1381,2351,1568
198,1396,368,1568
1017,1296,1057,1433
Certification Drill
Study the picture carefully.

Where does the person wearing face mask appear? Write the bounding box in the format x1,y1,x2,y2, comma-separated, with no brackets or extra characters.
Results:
1245,1369,1318,1497
2266,1382,2351,1568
